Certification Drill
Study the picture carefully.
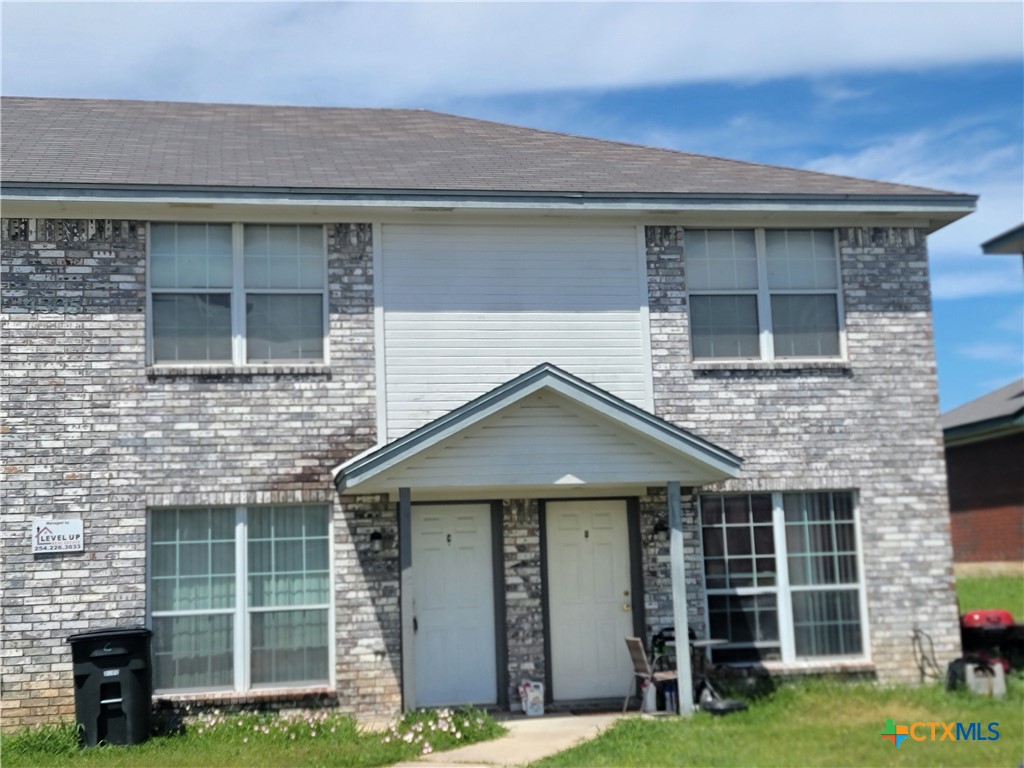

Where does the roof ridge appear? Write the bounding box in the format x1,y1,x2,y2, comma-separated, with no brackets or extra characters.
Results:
0,94,429,116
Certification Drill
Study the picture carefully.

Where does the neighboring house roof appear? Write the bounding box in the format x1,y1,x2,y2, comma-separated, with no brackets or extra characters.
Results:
981,224,1024,255
941,378,1024,446
334,363,742,496
1,97,974,205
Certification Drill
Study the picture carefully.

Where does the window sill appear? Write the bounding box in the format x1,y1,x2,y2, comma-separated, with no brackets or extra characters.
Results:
146,364,332,379
154,686,336,707
692,360,852,373
723,659,875,677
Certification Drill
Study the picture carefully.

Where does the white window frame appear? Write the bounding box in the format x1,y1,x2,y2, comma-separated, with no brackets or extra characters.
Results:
699,491,869,665
146,223,330,367
146,504,335,695
686,229,847,362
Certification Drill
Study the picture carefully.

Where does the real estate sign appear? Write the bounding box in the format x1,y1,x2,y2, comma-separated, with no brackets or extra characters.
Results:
32,518,84,554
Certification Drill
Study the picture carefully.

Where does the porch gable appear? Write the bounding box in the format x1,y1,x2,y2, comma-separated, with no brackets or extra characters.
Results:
333,363,741,496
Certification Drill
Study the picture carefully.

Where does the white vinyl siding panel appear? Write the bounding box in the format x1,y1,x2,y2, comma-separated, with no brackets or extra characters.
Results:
373,392,713,490
381,224,647,439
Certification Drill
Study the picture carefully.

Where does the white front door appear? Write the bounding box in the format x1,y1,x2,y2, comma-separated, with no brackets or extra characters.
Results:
412,504,497,707
546,499,635,700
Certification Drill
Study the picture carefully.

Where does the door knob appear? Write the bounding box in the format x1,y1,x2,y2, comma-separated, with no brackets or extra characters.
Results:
623,603,631,612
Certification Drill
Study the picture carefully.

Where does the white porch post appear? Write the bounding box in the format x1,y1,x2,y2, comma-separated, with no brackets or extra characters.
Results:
668,480,694,716
399,487,415,712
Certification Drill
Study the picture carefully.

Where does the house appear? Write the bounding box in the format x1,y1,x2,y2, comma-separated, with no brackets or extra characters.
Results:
941,378,1024,569
981,222,1024,267
0,96,975,727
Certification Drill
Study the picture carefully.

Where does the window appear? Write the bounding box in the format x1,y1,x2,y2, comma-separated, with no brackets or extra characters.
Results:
149,223,326,365
686,229,843,360
700,492,864,664
149,505,331,693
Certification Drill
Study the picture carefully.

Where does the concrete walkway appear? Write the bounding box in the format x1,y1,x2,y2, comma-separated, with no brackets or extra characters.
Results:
394,712,625,768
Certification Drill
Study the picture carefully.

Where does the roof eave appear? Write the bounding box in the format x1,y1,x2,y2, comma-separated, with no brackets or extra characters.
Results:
0,182,978,210
981,223,1024,255
943,412,1024,446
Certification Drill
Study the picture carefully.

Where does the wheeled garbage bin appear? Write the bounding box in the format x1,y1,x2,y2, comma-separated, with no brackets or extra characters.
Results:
67,627,152,746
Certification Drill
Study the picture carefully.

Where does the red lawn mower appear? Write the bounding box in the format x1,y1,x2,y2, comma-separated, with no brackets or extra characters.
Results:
960,608,1022,672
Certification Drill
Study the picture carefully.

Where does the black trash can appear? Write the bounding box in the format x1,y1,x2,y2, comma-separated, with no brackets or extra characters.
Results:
67,627,152,746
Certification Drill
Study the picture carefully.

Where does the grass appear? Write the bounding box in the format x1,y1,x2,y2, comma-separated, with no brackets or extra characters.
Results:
535,576,1024,768
6,576,1017,767
1,706,504,768
955,574,1024,617
531,677,1023,767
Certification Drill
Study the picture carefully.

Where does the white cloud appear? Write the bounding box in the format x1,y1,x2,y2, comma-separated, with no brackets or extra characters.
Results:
955,341,1024,362
804,117,1024,296
2,2,1021,105
932,267,1024,300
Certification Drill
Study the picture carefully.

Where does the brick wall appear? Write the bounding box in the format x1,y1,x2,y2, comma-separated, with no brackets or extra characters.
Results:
1,217,963,727
1,220,381,727
946,433,1024,562
502,499,544,701
645,225,960,682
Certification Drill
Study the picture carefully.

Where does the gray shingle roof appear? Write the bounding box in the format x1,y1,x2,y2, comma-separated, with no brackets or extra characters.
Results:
941,378,1024,431
0,97,966,198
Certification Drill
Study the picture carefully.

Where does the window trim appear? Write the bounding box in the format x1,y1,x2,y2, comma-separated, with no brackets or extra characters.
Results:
146,504,335,695
687,228,847,363
699,491,869,665
146,223,330,368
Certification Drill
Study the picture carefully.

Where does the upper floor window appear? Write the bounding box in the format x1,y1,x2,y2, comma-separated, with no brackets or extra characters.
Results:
149,223,326,365
686,229,843,361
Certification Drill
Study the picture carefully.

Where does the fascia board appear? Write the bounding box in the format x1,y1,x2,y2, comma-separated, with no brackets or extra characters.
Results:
943,414,1024,447
1,185,978,214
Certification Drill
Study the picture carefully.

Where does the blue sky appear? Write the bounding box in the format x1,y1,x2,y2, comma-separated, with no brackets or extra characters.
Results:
3,1,1022,410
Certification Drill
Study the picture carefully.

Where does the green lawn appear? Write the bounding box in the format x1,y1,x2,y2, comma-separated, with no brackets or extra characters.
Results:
6,576,1019,767
955,574,1024,616
535,574,1024,768
2,707,503,768
532,678,1023,768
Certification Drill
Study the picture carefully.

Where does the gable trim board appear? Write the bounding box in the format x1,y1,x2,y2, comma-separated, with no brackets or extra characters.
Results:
333,363,742,496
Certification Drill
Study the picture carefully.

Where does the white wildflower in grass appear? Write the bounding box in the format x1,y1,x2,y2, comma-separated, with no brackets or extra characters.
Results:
455,731,462,739
243,737,248,744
